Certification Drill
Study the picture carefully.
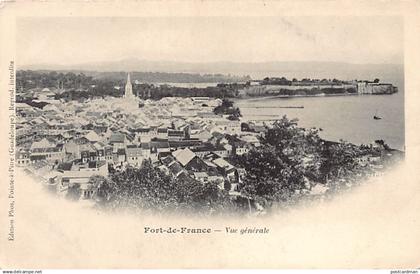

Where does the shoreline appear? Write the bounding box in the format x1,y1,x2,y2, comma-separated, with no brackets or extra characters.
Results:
232,92,385,102
231,93,404,152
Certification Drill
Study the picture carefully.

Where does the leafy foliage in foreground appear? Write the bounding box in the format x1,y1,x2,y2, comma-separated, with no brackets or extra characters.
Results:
91,116,393,214
92,160,234,215
231,116,380,209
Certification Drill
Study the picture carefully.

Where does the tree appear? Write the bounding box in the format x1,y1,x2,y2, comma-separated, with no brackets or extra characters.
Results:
237,116,323,208
100,160,235,215
89,175,112,203
319,140,364,190
213,99,241,118
238,146,305,207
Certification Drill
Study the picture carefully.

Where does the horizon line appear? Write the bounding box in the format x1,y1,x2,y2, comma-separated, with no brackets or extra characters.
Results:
19,58,404,69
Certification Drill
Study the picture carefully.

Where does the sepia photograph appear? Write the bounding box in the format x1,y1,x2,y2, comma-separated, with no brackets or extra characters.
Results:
0,0,419,271
14,16,405,215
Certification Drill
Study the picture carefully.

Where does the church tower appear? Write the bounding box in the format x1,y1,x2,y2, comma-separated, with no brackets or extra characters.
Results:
124,73,134,99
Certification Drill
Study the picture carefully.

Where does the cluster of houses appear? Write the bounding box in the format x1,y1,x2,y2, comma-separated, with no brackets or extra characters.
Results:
16,77,401,204
16,87,265,200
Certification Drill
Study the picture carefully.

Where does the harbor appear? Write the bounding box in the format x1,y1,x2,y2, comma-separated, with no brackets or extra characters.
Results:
235,91,404,151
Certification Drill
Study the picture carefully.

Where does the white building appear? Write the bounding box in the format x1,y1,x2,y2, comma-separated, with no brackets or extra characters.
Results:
123,73,135,99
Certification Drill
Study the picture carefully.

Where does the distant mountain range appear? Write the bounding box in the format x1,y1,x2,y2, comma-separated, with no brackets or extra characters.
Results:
20,59,404,86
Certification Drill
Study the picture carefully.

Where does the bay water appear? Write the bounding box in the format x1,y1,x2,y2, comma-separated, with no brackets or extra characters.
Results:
235,91,405,151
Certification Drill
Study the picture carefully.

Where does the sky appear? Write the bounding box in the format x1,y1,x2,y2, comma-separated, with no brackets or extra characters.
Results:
17,16,404,66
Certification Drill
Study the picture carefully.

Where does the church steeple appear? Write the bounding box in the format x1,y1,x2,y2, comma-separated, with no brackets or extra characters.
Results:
124,72,134,99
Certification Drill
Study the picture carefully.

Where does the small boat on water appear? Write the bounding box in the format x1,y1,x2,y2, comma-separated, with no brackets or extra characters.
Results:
373,109,382,120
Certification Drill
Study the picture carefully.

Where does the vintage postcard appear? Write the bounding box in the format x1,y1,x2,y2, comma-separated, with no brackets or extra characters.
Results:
0,0,419,270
